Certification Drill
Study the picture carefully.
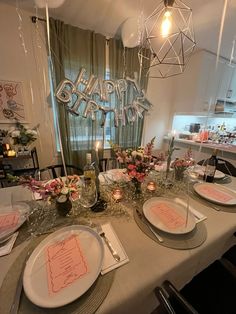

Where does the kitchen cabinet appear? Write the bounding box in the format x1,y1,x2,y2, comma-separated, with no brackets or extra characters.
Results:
172,50,236,114
216,62,235,101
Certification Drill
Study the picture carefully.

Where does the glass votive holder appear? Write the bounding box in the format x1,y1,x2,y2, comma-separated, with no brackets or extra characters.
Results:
112,188,123,202
147,181,157,192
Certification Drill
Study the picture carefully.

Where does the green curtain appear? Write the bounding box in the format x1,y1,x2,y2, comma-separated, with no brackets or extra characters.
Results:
50,18,106,169
108,37,150,149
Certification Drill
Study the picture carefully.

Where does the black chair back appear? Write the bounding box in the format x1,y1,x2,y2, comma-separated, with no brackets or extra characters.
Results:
39,164,83,180
198,158,236,177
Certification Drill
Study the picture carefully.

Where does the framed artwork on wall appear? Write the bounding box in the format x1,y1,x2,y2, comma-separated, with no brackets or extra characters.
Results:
0,79,27,123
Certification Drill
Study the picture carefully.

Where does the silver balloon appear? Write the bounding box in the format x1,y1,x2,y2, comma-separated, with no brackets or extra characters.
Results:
83,75,98,96
99,105,119,128
68,93,87,115
55,79,75,103
104,80,115,100
83,100,99,120
117,106,126,126
115,79,128,101
93,78,108,102
125,105,137,123
132,100,144,118
126,73,142,95
75,68,87,89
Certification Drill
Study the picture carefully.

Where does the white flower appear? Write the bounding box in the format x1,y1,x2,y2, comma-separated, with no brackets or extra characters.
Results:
8,127,15,133
11,130,20,138
61,187,69,195
131,151,138,157
26,129,37,136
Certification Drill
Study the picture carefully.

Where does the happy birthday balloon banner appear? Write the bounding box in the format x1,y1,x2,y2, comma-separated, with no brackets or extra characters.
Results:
55,68,152,127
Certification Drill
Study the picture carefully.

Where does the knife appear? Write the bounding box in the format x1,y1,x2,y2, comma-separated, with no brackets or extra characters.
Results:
136,209,164,243
96,225,120,262
10,250,31,314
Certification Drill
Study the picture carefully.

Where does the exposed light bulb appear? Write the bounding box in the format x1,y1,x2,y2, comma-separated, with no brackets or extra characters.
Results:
161,10,172,38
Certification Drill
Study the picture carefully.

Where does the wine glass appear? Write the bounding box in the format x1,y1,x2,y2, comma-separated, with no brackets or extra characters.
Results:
79,179,98,208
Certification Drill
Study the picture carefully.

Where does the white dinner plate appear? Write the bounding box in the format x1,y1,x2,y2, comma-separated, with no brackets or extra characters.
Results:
0,204,29,242
143,197,196,235
193,166,225,179
23,225,104,308
193,183,236,206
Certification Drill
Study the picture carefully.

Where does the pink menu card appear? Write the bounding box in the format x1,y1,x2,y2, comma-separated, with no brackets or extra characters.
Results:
198,186,234,203
151,203,185,229
0,211,20,232
45,235,89,295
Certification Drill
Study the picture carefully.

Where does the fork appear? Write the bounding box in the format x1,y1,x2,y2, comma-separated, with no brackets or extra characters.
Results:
136,209,164,243
96,225,121,262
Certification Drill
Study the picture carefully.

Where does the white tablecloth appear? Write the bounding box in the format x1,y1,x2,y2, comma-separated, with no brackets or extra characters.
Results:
0,180,236,314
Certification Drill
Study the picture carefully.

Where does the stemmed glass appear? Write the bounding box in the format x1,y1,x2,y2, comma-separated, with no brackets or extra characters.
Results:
79,178,98,209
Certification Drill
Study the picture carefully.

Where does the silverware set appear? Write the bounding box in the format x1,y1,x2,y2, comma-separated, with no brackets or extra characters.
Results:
136,209,164,243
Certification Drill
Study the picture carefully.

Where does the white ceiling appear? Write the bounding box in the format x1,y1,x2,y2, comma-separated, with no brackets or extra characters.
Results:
2,0,236,59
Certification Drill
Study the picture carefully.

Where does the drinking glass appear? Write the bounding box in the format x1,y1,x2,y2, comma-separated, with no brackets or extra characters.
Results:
79,180,98,208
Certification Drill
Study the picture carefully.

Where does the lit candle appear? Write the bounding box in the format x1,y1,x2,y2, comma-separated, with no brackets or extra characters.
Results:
147,181,157,191
112,188,123,201
7,150,16,157
95,141,100,163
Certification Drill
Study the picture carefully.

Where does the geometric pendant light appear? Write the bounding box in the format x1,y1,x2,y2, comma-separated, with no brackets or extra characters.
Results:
139,0,196,78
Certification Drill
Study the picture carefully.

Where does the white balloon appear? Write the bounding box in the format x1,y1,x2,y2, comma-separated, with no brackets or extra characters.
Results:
121,17,144,48
34,0,65,8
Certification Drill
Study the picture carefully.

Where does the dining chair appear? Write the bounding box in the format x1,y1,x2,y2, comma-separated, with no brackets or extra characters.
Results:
38,164,83,180
98,157,117,172
152,281,199,314
197,158,236,177
180,260,236,314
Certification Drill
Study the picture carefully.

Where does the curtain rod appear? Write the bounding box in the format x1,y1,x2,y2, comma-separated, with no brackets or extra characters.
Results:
31,16,111,43
31,16,46,23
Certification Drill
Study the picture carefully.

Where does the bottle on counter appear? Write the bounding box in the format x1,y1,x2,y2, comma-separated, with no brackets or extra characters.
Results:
83,153,96,181
203,149,218,182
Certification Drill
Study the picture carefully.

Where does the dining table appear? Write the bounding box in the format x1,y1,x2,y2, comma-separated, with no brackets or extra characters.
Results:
0,177,236,314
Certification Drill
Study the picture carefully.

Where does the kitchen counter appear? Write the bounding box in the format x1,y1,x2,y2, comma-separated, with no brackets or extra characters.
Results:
163,137,236,166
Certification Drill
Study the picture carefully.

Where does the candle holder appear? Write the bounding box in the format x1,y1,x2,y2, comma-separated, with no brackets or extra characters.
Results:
147,181,157,192
112,188,123,202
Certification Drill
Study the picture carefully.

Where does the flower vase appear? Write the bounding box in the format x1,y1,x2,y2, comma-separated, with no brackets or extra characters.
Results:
174,168,185,181
133,179,142,196
56,195,72,216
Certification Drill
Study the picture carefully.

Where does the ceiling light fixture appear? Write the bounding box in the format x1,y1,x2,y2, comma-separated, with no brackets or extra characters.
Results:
139,0,196,78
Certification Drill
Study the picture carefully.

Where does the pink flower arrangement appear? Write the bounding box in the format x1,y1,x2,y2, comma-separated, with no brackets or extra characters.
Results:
171,148,195,170
110,137,156,183
20,175,81,202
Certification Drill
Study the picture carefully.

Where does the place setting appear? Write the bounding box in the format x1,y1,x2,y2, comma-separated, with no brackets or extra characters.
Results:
0,222,129,314
190,182,236,213
134,196,207,250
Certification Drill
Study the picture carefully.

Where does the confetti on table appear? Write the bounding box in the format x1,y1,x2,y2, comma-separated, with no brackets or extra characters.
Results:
0,212,20,231
45,235,89,294
151,203,185,229
198,186,234,203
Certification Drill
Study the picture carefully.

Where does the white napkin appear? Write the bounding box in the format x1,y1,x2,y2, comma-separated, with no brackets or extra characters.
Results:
100,223,129,275
0,232,18,257
174,198,207,223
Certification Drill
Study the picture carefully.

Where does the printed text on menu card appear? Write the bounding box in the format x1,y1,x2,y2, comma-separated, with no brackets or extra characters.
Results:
199,186,234,203
0,212,20,231
151,203,185,229
46,235,89,294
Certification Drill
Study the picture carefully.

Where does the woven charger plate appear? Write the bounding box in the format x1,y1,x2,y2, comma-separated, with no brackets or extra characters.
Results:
134,209,207,250
0,236,114,314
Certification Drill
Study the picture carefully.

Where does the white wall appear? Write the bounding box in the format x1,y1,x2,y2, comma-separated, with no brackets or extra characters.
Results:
0,2,57,167
143,69,174,152
0,2,173,163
